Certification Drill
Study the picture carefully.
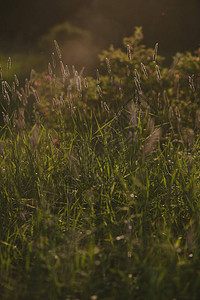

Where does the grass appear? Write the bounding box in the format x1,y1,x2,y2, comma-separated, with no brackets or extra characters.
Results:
0,29,200,299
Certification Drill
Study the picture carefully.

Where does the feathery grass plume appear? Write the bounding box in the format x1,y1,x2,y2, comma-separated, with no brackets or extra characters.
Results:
65,65,70,78
175,106,181,120
16,90,22,102
4,91,10,105
127,44,131,60
134,69,140,82
2,82,10,104
7,57,11,70
126,65,130,77
77,76,82,92
153,42,158,62
163,90,169,107
67,85,73,109
97,69,100,82
60,61,66,82
2,81,6,97
52,52,56,68
84,77,88,88
0,65,2,80
67,84,72,99
48,62,53,77
141,62,148,79
135,89,139,105
156,65,161,80
97,84,102,97
143,127,162,155
54,40,62,59
30,125,39,150
103,102,110,112
189,75,195,92
2,112,10,125
134,77,141,92
25,78,30,97
14,74,19,86
106,57,112,74
5,81,11,92
74,70,78,78
30,86,40,104
21,88,28,106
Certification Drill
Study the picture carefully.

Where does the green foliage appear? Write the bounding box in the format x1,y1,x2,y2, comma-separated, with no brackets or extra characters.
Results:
0,27,200,299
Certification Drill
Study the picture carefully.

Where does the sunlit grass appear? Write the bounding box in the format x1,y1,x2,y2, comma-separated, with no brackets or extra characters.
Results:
0,28,200,299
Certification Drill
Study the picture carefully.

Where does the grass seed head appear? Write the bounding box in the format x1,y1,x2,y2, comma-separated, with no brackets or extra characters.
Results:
54,40,62,59
106,57,112,74
135,69,140,82
7,57,11,70
141,62,148,79
156,65,161,80
153,42,159,62
14,74,19,86
48,62,53,77
97,84,102,97
51,52,56,68
127,44,131,60
134,77,141,92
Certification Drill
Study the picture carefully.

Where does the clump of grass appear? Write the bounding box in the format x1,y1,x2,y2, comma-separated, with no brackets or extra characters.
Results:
0,27,200,299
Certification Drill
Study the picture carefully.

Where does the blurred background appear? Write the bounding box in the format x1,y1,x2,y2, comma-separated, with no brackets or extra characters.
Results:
0,0,199,77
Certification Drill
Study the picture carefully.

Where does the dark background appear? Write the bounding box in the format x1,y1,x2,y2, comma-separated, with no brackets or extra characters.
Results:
1,0,200,72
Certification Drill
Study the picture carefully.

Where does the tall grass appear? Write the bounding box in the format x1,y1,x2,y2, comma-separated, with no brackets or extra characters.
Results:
0,29,200,299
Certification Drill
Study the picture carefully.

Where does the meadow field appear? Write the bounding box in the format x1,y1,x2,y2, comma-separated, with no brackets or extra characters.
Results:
0,28,200,299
